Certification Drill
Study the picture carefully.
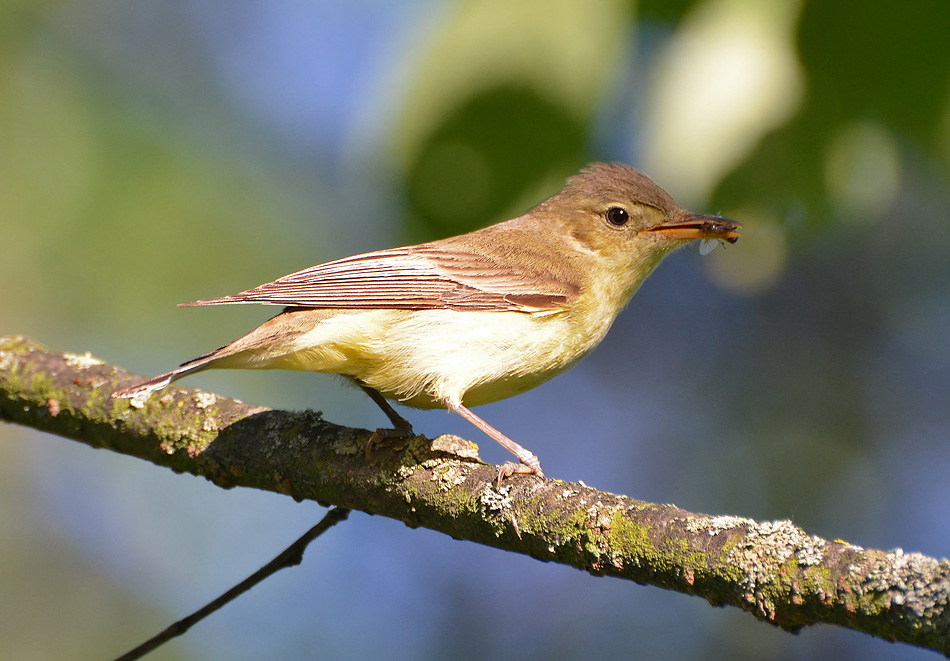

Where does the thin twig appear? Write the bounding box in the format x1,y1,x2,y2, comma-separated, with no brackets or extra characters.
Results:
113,507,351,661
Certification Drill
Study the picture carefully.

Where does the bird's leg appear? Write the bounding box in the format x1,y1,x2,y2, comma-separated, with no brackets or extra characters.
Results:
360,385,414,459
360,385,413,431
442,399,544,487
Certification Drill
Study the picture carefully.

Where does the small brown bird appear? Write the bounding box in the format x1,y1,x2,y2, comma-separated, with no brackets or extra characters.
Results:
114,163,739,483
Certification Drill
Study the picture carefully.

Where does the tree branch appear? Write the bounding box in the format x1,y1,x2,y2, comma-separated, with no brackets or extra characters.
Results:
2,335,948,655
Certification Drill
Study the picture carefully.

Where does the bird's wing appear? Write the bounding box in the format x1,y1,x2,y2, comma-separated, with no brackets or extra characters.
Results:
180,244,580,312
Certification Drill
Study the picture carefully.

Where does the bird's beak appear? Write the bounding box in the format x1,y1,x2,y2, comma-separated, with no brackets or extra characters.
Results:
641,213,741,244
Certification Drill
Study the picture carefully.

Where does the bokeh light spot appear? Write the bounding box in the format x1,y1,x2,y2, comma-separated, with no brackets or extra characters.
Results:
824,120,901,222
705,209,787,294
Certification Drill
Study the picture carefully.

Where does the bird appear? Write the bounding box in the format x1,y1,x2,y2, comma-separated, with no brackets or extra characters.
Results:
114,162,739,484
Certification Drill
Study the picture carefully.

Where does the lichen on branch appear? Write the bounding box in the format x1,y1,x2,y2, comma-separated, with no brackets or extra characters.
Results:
1,335,948,655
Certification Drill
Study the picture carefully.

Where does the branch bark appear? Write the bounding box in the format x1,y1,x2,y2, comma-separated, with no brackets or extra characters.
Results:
2,335,948,655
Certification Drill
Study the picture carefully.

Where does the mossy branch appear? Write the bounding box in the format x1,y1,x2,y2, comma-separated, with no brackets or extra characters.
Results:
2,335,948,655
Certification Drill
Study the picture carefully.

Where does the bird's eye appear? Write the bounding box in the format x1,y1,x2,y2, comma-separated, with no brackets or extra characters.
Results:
605,207,629,226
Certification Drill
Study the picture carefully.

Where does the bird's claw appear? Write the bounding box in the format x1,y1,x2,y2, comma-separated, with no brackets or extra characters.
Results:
496,460,544,489
366,424,414,460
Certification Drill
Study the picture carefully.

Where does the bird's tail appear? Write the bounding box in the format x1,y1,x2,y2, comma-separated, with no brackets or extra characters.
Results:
112,350,221,400
112,307,315,401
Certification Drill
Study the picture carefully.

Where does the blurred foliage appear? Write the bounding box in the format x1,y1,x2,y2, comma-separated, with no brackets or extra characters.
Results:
403,86,585,239
393,0,630,239
1,1,950,660
718,0,950,225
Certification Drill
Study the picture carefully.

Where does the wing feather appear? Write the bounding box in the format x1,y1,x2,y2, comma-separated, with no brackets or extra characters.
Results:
181,244,580,313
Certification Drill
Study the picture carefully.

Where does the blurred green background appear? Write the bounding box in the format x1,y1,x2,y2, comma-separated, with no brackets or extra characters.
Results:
3,0,950,659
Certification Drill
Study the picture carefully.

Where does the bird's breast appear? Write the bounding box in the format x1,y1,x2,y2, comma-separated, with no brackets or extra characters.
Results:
372,303,618,407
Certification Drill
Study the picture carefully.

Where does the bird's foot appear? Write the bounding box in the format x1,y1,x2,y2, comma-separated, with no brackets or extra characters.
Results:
365,422,415,460
496,459,545,489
